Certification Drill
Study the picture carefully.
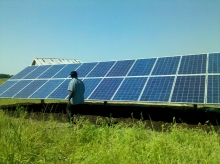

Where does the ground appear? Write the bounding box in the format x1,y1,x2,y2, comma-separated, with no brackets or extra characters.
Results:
1,102,220,132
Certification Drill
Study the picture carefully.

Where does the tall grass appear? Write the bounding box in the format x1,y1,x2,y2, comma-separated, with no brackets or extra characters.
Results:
0,108,219,164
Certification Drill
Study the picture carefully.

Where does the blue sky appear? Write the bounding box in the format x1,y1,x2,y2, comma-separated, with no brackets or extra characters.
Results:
0,0,219,75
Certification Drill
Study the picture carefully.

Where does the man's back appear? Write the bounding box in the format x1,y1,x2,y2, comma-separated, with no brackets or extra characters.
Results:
68,78,85,105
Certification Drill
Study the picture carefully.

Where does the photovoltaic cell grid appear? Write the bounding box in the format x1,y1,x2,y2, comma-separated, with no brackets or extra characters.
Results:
178,54,207,74
10,66,38,79
207,75,220,103
83,78,102,99
113,77,148,101
152,56,180,75
88,78,123,100
208,53,220,73
171,76,205,103
1,52,220,104
23,65,52,79
30,79,64,98
140,76,175,102
128,58,156,76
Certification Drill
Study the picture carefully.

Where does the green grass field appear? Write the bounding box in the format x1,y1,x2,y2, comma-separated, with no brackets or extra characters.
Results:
0,109,219,164
1,78,220,163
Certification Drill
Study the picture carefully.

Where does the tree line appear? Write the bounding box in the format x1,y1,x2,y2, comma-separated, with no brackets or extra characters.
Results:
0,74,13,78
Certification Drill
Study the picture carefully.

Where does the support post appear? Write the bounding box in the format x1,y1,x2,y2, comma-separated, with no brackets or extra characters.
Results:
193,104,197,110
104,101,107,106
41,99,45,104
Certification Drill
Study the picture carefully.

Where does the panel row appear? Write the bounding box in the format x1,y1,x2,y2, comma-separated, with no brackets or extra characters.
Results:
10,53,220,80
2,75,219,103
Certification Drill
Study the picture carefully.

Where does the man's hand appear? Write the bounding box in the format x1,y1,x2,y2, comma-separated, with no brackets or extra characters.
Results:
67,100,71,106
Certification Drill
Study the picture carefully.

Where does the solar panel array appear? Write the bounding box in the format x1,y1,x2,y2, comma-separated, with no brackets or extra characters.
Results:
1,53,220,104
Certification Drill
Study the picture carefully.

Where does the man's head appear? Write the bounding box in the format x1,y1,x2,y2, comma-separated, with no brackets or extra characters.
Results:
70,71,78,78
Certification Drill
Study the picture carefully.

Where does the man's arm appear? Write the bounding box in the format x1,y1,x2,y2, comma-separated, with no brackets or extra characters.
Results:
67,91,73,106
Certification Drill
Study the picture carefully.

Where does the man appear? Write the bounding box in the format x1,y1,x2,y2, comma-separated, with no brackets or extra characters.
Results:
66,71,85,123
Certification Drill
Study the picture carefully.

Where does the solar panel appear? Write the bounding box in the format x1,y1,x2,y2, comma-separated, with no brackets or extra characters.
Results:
1,80,33,98
14,80,48,98
10,66,38,79
152,56,180,75
76,62,98,78
23,65,52,79
208,53,220,73
53,64,81,78
83,78,102,99
113,77,148,101
178,54,207,74
37,65,66,79
0,80,18,95
1,52,220,104
47,80,70,99
30,79,65,98
88,78,123,100
171,75,205,103
207,75,220,103
128,58,156,76
140,76,175,102
87,61,116,77
106,60,135,77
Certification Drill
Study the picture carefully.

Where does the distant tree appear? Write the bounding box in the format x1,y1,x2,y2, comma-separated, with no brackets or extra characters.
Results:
0,74,13,78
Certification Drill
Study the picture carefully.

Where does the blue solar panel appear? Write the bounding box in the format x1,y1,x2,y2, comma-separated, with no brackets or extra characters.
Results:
178,54,207,74
113,77,147,101
152,56,180,75
128,58,156,76
83,78,102,99
38,65,66,79
0,80,33,98
87,61,116,77
140,76,174,102
11,66,38,79
47,79,70,99
53,64,81,78
106,60,135,77
30,79,64,98
14,80,48,98
208,53,220,73
76,62,98,78
171,76,205,103
0,80,18,96
207,75,220,103
88,78,123,100
23,65,52,79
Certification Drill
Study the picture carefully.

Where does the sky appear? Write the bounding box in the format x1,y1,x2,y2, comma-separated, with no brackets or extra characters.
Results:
0,0,220,75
